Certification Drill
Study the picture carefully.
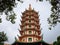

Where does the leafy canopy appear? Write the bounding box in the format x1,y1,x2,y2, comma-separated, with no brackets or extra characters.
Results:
0,0,23,24
0,31,7,42
53,36,60,45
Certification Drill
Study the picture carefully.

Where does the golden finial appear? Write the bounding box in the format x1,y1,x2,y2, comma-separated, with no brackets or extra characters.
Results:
29,4,32,10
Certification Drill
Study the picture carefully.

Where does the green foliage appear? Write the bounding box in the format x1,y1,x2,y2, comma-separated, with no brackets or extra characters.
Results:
39,0,43,1
0,43,4,45
53,41,57,45
6,12,16,24
47,0,60,30
9,13,16,24
39,0,60,30
53,36,60,45
49,27,51,30
15,37,17,42
0,31,8,43
0,0,23,14
57,36,60,41
38,0,60,30
0,0,23,24
0,0,15,14
0,18,2,23
50,0,58,6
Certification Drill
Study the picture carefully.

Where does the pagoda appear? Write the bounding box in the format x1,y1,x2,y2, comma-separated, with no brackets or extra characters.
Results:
18,4,42,43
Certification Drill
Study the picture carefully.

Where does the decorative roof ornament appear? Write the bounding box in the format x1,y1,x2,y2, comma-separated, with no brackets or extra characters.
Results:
29,4,32,10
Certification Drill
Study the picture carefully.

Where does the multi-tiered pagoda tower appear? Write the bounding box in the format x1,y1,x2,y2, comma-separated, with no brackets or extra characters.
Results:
18,4,42,43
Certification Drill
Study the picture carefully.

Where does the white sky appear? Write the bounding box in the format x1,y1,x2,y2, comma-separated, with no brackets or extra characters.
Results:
0,0,60,44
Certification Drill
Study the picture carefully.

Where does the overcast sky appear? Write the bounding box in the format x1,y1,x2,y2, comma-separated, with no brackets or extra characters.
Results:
0,0,60,44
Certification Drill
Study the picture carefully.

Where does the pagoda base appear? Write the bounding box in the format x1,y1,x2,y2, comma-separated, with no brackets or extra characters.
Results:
12,41,50,45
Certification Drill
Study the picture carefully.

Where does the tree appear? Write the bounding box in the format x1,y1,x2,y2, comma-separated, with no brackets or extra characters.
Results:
0,31,8,45
53,36,60,45
39,0,60,30
37,0,60,30
15,37,18,42
47,0,60,30
0,0,23,24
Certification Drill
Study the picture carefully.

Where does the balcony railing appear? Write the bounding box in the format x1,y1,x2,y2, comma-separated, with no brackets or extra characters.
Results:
21,16,39,22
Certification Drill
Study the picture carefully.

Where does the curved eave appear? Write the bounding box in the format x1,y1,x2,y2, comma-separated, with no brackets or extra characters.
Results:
20,28,40,31
20,29,41,35
22,9,38,15
20,23,40,27
21,18,39,22
19,35,41,39
21,15,39,19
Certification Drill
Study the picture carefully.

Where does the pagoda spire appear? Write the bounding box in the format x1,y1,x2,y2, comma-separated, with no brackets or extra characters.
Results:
29,4,32,10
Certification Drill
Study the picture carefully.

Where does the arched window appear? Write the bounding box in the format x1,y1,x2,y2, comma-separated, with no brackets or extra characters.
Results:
28,38,32,42
29,25,31,27
29,20,31,22
23,39,25,41
29,31,32,34
29,16,31,18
